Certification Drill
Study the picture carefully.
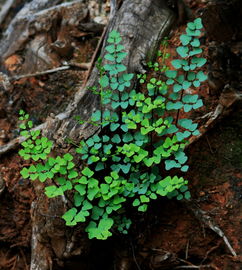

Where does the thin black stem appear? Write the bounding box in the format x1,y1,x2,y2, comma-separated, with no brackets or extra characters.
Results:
98,64,105,159
175,50,192,125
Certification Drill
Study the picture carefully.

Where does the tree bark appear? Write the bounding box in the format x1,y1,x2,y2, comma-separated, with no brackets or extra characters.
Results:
46,0,174,142
1,0,241,269
26,1,175,269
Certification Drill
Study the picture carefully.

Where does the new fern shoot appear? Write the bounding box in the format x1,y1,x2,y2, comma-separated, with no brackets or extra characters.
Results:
19,18,207,240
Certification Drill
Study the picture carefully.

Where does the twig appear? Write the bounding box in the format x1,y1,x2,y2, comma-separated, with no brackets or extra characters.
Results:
175,266,212,269
68,62,91,70
10,254,17,270
11,66,70,81
190,87,242,146
130,241,141,270
176,258,217,269
187,104,224,147
4,255,16,269
177,258,197,267
0,111,69,157
20,248,29,270
222,235,237,257
10,241,28,248
83,26,108,86
0,123,46,156
205,135,214,154
200,241,221,266
187,202,237,257
185,240,189,260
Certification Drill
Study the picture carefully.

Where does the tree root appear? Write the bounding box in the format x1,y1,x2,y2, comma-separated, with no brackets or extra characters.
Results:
0,111,70,157
188,84,242,147
0,123,45,157
11,66,70,80
187,202,237,257
4,63,90,81
0,0,16,26
174,266,216,269
82,26,108,86
0,94,233,157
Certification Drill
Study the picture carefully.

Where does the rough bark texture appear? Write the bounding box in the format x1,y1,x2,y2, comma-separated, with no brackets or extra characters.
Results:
0,0,62,61
0,0,89,74
47,0,174,144
0,0,241,269
25,1,175,269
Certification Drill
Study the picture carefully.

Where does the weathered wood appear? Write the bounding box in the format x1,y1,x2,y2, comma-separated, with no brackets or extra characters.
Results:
0,0,89,73
47,0,175,143
29,1,175,269
0,0,62,61
0,0,241,269
0,0,16,26
77,22,105,35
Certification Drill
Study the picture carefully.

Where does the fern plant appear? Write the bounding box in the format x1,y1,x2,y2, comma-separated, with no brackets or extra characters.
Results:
18,110,53,161
19,18,207,240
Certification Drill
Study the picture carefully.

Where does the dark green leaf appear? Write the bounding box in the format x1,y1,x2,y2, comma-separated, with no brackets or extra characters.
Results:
187,22,195,30
111,134,121,144
91,110,101,122
110,123,120,131
176,46,189,57
104,54,115,61
173,84,182,93
74,193,84,207
182,80,191,90
166,79,174,85
184,191,191,199
196,71,207,82
165,160,179,170
193,99,203,109
187,72,196,81
99,75,109,87
182,94,198,104
83,200,92,211
122,133,133,142
184,104,193,112
165,70,177,79
171,59,182,69
190,38,200,47
189,48,202,56
194,18,203,29
105,44,115,53
166,101,183,110
180,34,192,45
120,163,131,174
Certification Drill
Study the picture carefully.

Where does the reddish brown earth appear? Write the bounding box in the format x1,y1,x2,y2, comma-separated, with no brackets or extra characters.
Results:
0,0,241,269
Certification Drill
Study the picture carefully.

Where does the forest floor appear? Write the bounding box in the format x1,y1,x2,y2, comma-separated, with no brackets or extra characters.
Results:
0,0,241,269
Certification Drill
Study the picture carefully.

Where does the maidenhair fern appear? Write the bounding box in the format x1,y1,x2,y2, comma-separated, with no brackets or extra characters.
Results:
19,18,207,240
18,110,53,161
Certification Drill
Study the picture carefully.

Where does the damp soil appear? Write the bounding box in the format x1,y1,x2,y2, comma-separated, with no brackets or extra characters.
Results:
1,84,241,270
0,1,242,270
52,104,242,270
